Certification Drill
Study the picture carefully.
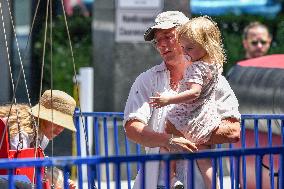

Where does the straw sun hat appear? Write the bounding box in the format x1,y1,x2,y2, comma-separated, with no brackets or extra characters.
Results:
31,90,77,132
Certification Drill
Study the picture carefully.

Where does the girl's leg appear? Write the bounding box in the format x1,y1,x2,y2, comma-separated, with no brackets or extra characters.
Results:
196,145,219,189
197,158,213,189
158,147,167,187
164,120,184,137
164,120,185,188
159,147,178,188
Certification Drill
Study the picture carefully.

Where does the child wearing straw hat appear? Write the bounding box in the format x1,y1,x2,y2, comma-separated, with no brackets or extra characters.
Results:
0,90,77,189
0,90,77,150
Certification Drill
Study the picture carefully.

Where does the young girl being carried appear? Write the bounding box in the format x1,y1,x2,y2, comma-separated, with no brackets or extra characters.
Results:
150,16,225,189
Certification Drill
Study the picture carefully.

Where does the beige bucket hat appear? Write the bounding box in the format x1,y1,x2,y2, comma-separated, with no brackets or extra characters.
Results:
31,90,77,132
144,11,189,41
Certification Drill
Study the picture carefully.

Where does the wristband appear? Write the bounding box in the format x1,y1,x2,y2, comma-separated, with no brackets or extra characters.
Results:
169,134,174,145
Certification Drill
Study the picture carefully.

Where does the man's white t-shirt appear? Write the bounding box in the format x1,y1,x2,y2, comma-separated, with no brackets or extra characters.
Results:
123,62,240,189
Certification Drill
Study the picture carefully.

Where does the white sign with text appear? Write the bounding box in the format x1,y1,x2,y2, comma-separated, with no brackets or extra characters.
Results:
117,0,162,9
115,9,161,42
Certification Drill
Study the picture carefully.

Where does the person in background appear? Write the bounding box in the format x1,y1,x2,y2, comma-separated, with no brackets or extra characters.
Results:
123,11,241,189
242,21,272,59
0,90,77,189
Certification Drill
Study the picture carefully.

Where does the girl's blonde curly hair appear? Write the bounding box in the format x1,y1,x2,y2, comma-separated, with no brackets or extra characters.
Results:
0,104,35,137
178,16,226,70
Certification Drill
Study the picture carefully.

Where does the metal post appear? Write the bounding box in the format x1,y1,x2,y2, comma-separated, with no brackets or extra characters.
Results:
75,67,94,184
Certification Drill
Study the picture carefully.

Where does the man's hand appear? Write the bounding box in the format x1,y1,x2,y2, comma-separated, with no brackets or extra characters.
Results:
204,118,240,145
149,92,172,108
68,179,77,189
166,135,198,153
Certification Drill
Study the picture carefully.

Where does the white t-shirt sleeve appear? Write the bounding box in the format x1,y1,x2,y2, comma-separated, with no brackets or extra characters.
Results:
216,75,241,120
123,72,153,127
10,131,30,150
10,132,49,150
40,135,49,150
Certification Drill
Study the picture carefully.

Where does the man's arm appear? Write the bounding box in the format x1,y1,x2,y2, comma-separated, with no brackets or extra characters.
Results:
205,117,240,145
125,119,198,152
209,75,241,145
125,119,169,148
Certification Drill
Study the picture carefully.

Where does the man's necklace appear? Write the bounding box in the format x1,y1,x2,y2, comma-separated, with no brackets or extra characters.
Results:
170,80,179,91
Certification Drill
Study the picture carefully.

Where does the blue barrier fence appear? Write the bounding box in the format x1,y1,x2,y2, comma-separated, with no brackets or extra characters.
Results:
73,112,284,189
0,112,284,189
0,146,284,189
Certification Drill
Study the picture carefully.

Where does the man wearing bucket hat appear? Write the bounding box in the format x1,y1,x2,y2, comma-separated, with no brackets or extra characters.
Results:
124,11,241,189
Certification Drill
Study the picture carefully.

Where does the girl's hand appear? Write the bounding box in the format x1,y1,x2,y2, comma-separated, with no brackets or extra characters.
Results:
149,92,172,108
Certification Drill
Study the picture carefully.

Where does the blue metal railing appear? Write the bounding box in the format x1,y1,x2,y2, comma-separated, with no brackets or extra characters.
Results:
74,111,142,189
0,146,284,189
73,112,284,189
0,112,284,189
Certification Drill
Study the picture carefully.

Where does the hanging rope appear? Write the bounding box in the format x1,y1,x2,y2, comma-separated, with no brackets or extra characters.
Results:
0,0,43,150
4,0,34,108
1,0,92,187
49,0,55,187
0,1,23,150
60,0,90,157
0,0,45,187
32,0,51,185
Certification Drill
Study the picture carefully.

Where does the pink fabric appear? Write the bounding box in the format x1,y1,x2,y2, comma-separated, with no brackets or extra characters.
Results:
167,61,221,144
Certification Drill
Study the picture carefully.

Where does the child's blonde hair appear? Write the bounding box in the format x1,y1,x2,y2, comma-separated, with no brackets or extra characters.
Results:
178,16,226,68
0,104,34,137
